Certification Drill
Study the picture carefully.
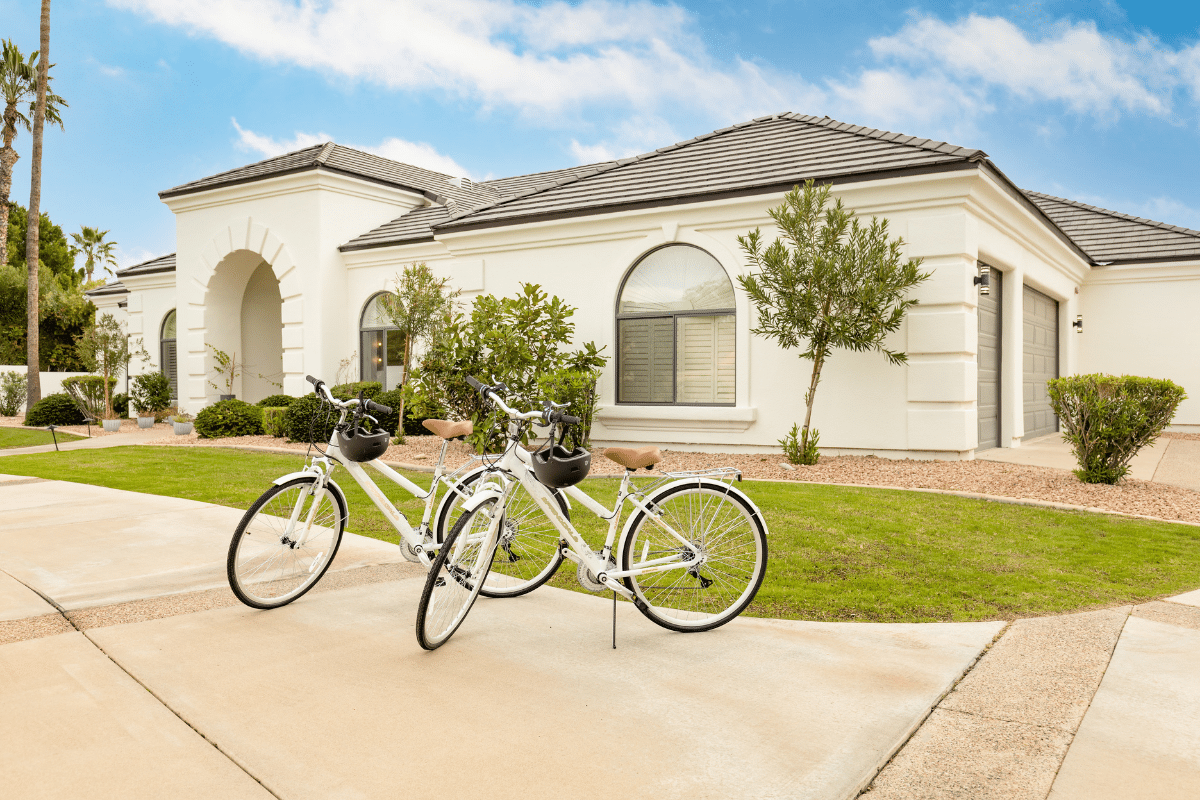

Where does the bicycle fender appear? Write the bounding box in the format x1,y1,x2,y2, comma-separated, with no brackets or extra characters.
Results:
271,472,350,519
616,477,768,551
461,487,503,514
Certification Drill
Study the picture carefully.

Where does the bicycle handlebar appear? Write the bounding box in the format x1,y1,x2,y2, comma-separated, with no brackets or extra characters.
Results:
364,398,392,415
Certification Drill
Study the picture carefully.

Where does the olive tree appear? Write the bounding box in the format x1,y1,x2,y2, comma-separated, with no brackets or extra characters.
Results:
738,179,930,464
377,263,459,441
74,313,146,418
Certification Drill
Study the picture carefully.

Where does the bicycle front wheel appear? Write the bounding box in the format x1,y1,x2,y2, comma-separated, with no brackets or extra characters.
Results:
416,497,498,650
435,469,566,598
620,482,767,632
228,477,346,609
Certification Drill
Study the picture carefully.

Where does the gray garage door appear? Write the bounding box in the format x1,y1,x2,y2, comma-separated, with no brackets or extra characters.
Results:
977,268,1002,450
1023,285,1059,440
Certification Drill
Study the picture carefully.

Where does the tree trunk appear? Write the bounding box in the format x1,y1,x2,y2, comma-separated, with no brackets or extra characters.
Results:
0,135,18,267
801,349,826,439
25,0,50,406
396,333,412,437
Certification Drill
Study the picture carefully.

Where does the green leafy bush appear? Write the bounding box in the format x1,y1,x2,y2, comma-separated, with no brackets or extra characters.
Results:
0,370,28,415
24,393,85,426
194,399,264,439
407,283,606,451
111,392,131,419
256,394,295,408
282,393,337,443
262,407,289,437
535,367,601,448
131,372,172,415
330,381,382,401
61,375,118,420
1048,374,1187,484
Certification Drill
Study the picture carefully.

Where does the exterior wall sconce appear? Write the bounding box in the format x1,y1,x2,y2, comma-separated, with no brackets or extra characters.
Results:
1073,315,1083,333
974,264,991,295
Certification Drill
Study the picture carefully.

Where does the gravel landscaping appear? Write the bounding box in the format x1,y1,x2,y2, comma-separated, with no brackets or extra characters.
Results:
140,430,1200,526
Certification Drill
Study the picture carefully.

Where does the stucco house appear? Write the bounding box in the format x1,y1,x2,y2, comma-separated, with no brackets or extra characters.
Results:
88,112,1200,457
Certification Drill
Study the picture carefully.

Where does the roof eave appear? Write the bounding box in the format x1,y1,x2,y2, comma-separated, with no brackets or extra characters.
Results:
159,162,448,204
338,235,437,253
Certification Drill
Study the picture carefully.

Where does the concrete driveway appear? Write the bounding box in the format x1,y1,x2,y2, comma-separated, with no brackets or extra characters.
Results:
2,474,1198,799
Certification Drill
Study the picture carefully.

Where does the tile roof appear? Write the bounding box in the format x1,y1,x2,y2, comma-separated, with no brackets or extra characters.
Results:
84,280,127,298
340,163,614,251
436,113,986,231
159,143,489,206
1025,192,1200,263
116,253,176,278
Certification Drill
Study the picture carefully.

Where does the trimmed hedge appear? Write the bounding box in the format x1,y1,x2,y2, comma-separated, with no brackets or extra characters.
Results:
262,407,289,437
131,372,172,415
1047,374,1187,484
24,393,86,426
330,381,382,401
282,393,336,443
194,399,264,439
256,394,295,408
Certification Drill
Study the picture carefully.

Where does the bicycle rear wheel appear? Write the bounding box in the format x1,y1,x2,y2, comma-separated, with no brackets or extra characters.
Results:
228,477,346,609
620,481,767,632
416,497,498,650
435,469,566,598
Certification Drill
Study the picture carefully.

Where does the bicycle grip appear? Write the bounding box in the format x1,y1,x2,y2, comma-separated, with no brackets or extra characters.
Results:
365,398,393,415
306,375,322,388
560,414,581,425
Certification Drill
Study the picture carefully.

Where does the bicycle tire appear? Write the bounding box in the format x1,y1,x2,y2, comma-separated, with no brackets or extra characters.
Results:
435,468,567,598
620,481,767,632
416,497,498,650
228,477,346,609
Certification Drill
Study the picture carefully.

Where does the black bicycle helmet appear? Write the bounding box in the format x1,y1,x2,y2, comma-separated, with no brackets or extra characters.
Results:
337,426,390,463
532,444,592,488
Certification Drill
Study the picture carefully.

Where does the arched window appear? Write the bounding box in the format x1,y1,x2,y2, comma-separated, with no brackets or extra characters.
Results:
616,245,735,405
360,293,403,389
160,310,177,401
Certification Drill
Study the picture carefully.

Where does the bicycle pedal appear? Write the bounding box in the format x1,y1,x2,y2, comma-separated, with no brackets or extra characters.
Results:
434,577,446,588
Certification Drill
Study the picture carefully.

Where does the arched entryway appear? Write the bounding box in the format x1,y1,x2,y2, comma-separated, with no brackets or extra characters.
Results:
203,249,283,404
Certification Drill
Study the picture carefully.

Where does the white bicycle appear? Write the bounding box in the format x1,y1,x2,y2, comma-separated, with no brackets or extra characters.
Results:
226,375,567,609
416,377,769,650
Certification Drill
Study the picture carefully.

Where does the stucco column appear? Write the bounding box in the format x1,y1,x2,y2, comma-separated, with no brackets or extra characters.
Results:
1001,265,1024,446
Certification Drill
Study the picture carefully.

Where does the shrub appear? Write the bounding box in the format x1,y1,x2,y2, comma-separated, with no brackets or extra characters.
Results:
24,393,86,426
282,393,337,443
779,423,819,465
61,375,118,420
111,392,131,419
1048,374,1187,485
194,399,264,439
131,372,172,415
330,381,382,401
368,388,404,436
262,407,289,438
256,394,295,408
536,367,601,448
0,370,28,416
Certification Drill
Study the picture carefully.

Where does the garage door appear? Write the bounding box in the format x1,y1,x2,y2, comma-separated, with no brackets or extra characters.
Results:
1023,285,1058,440
977,268,1002,450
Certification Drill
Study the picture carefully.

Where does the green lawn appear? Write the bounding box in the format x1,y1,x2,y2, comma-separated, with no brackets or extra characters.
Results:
0,427,87,450
3,446,1198,622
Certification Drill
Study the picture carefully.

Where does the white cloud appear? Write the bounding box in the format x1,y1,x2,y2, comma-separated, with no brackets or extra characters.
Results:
108,0,807,121
568,115,680,163
115,246,159,271
855,14,1198,120
231,118,472,177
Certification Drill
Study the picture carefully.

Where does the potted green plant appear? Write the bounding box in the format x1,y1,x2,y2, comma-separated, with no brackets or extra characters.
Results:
207,345,244,401
170,411,194,435
131,372,172,429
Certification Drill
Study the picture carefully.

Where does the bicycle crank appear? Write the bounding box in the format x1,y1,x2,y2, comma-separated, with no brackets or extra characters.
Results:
576,551,616,592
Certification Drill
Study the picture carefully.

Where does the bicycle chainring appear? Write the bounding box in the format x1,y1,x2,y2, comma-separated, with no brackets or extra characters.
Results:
576,551,616,592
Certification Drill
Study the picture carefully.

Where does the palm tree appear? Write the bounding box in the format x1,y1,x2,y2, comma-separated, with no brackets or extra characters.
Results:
0,38,64,268
70,226,118,283
25,0,52,407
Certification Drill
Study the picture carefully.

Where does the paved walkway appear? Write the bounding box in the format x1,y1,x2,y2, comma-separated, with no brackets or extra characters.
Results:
0,426,168,457
978,432,1200,492
1,475,1198,799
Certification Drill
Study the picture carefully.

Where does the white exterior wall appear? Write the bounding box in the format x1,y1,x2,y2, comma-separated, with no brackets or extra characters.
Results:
122,272,177,387
162,172,423,413
1080,262,1200,431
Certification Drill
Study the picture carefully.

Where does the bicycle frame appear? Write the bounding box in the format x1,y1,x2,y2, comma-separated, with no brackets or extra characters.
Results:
479,442,711,602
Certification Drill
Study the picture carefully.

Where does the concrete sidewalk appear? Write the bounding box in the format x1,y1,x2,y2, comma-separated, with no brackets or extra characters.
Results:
2,476,1198,799
978,433,1200,491
0,425,169,457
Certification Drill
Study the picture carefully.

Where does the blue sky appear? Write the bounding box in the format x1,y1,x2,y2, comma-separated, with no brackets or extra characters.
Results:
2,0,1199,272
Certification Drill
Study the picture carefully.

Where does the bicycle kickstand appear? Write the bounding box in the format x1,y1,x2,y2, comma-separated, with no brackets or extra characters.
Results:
612,590,617,650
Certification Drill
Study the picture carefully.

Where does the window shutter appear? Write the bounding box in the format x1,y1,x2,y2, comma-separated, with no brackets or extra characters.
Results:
162,341,178,401
618,318,674,402
675,314,734,403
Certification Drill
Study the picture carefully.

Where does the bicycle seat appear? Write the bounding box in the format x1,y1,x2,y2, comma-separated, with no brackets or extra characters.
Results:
422,419,474,440
603,446,662,470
